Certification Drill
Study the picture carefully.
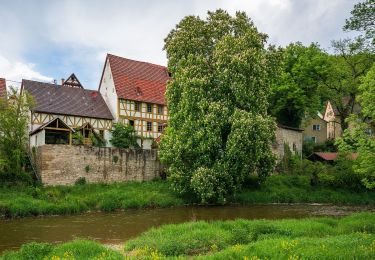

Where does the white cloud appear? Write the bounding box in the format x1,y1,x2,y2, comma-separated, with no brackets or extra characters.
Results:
0,54,53,83
0,0,360,88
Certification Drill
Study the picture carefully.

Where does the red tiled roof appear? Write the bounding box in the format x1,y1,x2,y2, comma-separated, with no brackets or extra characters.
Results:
313,152,358,161
0,78,6,98
106,54,170,105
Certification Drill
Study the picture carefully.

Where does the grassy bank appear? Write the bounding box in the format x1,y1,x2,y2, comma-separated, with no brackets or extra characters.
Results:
1,176,374,218
0,181,184,218
235,175,375,204
2,212,375,259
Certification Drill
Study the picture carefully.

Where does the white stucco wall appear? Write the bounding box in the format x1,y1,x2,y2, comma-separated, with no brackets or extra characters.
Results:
99,60,118,121
30,130,45,147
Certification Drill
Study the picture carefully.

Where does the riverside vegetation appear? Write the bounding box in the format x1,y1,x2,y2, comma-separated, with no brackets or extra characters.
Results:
1,212,375,259
1,174,375,218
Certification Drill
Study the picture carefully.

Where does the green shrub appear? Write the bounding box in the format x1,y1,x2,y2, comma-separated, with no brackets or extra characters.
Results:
75,177,86,186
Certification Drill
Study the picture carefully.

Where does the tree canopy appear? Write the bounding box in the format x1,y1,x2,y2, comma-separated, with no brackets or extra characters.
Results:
160,10,279,203
344,0,375,44
269,42,328,127
0,88,34,182
323,38,374,131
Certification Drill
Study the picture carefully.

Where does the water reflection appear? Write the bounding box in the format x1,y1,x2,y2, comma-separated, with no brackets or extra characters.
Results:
0,204,373,252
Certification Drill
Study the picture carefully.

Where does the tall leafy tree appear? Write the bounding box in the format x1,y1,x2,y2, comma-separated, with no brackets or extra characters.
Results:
323,38,374,131
269,42,329,127
337,64,375,189
160,10,279,203
344,0,375,44
0,87,34,182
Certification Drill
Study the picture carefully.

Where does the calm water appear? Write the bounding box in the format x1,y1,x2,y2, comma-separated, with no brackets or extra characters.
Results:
0,204,373,253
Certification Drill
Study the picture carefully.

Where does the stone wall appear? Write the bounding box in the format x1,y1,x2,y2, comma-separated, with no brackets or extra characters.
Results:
34,145,162,185
272,126,303,158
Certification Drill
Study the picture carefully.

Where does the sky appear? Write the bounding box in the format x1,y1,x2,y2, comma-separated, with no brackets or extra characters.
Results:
0,0,360,90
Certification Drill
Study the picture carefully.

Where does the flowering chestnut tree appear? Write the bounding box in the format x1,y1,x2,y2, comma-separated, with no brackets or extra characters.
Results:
160,10,280,203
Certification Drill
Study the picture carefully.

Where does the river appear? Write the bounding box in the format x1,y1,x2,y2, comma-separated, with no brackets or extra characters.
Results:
0,204,373,253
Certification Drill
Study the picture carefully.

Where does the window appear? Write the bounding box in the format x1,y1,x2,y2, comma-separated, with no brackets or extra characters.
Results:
365,128,373,136
158,123,164,133
312,124,321,131
129,120,134,127
134,101,140,112
311,136,317,143
147,103,153,113
157,105,164,115
99,130,104,139
147,121,152,132
292,143,297,152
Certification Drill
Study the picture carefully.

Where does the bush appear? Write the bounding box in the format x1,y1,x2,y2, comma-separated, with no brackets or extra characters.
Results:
75,177,86,185
110,123,139,149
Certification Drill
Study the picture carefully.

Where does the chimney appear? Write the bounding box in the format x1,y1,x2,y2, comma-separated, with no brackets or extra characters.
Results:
61,78,65,85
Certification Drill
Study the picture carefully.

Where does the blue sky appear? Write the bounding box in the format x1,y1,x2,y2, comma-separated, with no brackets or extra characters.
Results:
0,0,359,90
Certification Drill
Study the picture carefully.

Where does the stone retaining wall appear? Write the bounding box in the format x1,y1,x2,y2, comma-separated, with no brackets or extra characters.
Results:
34,145,162,185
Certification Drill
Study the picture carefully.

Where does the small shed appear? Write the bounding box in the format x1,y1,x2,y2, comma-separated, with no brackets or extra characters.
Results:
29,118,75,146
307,152,358,163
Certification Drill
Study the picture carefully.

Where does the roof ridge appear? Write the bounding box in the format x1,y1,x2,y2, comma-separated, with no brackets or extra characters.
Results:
107,53,167,69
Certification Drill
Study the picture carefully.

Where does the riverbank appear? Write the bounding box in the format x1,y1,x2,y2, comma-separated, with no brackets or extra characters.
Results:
2,212,375,259
1,175,374,218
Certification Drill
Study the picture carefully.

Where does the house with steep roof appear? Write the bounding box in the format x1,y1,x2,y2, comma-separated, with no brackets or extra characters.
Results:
0,78,7,99
98,54,170,149
22,74,113,147
302,112,328,144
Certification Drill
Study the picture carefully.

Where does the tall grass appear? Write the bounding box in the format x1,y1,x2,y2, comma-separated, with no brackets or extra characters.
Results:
123,212,375,258
1,175,374,218
0,180,184,218
235,175,375,204
0,240,123,260
2,213,375,259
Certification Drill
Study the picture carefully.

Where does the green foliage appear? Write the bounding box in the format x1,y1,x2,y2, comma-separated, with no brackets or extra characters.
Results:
323,37,374,131
89,132,106,147
161,10,278,203
302,139,337,158
75,177,86,185
237,174,375,204
344,0,375,44
109,123,138,149
276,144,303,174
124,213,375,258
270,42,329,127
1,239,123,260
359,64,375,119
0,181,184,218
112,155,119,164
0,87,35,183
336,65,375,189
72,130,84,145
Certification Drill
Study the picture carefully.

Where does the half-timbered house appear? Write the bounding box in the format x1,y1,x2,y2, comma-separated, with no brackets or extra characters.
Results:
99,54,170,149
22,74,113,147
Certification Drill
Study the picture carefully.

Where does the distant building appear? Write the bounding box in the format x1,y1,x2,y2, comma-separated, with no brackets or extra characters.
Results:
0,78,6,99
272,124,303,158
307,152,358,163
302,112,328,144
98,54,169,149
21,74,113,147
